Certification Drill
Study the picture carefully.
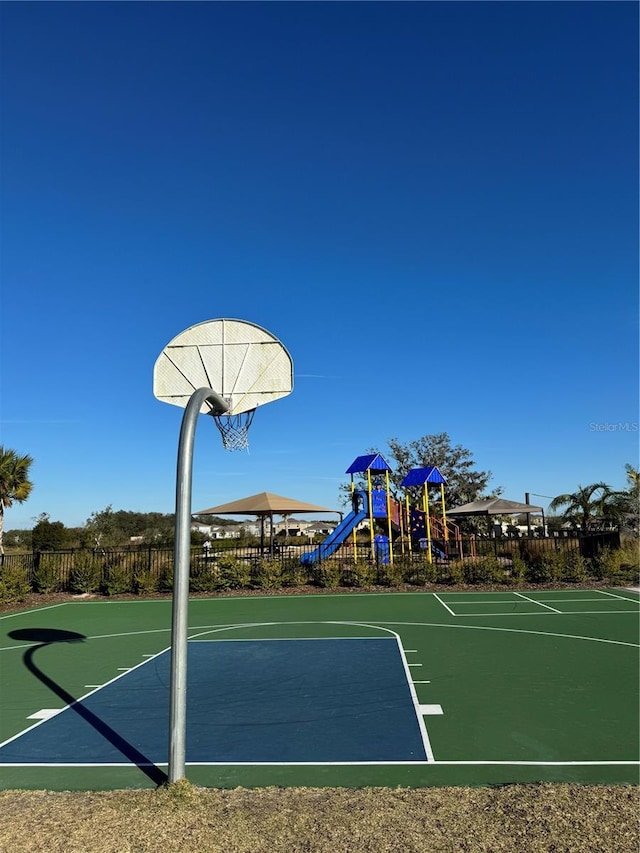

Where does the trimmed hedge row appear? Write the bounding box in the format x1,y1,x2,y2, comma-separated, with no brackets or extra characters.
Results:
0,541,638,607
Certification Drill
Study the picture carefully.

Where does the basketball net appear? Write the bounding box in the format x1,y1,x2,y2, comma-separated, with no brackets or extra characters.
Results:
212,409,256,452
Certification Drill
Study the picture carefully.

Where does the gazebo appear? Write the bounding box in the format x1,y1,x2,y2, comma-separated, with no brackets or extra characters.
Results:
194,491,337,552
446,498,545,537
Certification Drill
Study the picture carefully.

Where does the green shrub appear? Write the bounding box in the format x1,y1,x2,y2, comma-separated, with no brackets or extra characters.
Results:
441,560,465,585
311,561,341,588
594,541,640,585
391,557,415,584
339,560,376,587
134,568,161,595
128,556,161,595
32,553,65,593
251,559,284,590
212,556,250,591
507,556,527,584
525,550,564,583
560,551,589,583
282,559,310,587
462,556,505,585
404,558,439,586
189,558,216,592
69,553,101,594
375,560,405,587
101,557,133,595
158,560,174,592
0,565,31,604
523,549,593,584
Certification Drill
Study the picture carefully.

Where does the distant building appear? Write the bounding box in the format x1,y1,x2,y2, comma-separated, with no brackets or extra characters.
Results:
191,522,243,540
192,517,342,540
272,518,339,537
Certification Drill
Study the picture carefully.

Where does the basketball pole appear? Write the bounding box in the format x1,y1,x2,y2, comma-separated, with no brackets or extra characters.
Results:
169,386,229,784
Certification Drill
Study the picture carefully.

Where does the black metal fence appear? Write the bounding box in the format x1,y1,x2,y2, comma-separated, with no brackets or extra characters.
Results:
0,532,624,593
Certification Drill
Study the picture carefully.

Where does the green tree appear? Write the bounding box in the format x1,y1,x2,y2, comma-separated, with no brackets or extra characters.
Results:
549,482,616,533
85,505,119,549
31,512,70,551
606,464,640,533
1,528,33,550
85,506,176,547
0,446,34,554
356,433,498,508
343,433,499,535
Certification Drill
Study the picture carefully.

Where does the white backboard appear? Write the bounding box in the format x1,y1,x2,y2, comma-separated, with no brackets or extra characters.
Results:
153,318,293,415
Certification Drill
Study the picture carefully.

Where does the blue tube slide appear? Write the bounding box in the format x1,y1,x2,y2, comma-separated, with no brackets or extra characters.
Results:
301,490,369,565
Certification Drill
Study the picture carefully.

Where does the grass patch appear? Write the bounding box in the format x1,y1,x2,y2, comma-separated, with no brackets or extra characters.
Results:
0,783,638,852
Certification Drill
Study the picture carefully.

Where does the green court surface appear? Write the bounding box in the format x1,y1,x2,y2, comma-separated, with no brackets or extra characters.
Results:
1,588,638,791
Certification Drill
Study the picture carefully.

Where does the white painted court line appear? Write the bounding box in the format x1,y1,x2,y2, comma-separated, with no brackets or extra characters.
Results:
0,646,171,751
189,616,640,651
514,592,561,613
442,601,530,606
0,626,174,654
434,595,522,601
0,603,69,620
27,709,63,720
413,680,431,684
444,610,638,618
408,663,423,667
184,629,438,765
191,635,384,642
516,597,637,603
419,704,443,715
5,615,634,766
429,760,640,766
1,759,637,768
433,593,456,616
375,620,640,648
394,636,435,763
596,590,639,602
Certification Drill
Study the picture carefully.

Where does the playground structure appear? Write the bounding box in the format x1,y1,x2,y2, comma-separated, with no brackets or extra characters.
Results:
301,453,470,565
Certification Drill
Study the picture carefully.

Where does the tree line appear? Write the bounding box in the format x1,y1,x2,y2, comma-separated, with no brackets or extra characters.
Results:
3,508,238,552
1,438,638,553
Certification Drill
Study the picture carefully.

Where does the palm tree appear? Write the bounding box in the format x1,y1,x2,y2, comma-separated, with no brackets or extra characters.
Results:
606,464,640,533
548,482,615,533
0,446,34,553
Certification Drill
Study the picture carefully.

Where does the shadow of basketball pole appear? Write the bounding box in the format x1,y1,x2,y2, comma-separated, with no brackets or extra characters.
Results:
8,628,167,786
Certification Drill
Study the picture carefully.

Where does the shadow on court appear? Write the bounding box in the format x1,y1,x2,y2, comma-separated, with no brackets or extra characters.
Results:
8,628,167,786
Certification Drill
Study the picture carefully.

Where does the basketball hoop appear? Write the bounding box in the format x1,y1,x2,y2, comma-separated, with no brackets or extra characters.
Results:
212,409,256,451
153,318,294,783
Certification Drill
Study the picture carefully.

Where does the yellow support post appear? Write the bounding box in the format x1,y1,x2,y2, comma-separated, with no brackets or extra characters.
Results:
423,484,432,564
351,474,358,563
405,495,412,557
441,483,449,542
385,470,394,564
367,469,374,560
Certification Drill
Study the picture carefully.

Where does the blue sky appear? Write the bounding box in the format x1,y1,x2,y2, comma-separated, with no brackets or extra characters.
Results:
1,1,638,529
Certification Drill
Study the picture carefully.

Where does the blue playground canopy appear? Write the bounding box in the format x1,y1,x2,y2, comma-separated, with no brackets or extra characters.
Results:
345,453,392,474
400,466,447,487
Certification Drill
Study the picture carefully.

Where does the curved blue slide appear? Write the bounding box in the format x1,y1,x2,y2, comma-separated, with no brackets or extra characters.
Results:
301,490,369,565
